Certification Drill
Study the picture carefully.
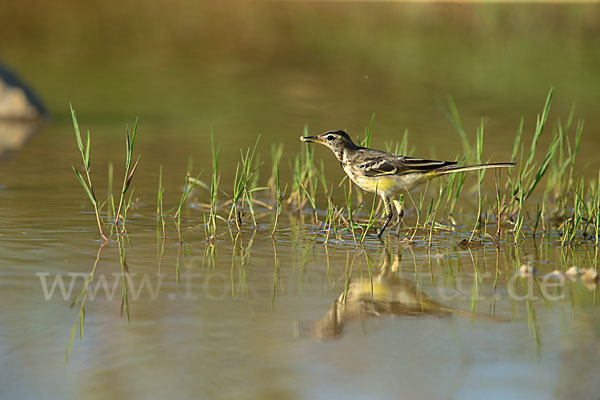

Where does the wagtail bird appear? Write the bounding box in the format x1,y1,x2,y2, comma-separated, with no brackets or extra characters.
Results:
300,130,514,237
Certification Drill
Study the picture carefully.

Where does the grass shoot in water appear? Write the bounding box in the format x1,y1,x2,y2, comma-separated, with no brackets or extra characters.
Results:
70,104,107,241
113,119,140,235
156,165,165,237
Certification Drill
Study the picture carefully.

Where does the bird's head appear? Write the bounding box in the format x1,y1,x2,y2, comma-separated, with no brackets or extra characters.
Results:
300,130,357,154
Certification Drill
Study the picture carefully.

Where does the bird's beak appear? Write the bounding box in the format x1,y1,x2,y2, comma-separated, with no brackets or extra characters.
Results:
300,135,324,144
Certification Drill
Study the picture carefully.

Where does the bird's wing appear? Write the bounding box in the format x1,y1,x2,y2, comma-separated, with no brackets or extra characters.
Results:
357,154,457,177
397,156,457,172
357,157,399,177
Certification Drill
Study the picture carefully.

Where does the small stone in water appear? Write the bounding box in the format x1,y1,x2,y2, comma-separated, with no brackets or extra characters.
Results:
519,264,535,277
548,270,566,278
581,268,599,282
583,280,597,291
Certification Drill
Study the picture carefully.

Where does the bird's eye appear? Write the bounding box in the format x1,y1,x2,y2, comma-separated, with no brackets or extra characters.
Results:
327,135,335,141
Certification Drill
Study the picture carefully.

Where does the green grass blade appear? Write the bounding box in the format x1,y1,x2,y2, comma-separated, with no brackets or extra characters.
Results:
70,103,84,154
64,319,78,363
85,131,91,169
72,166,97,205
130,117,139,152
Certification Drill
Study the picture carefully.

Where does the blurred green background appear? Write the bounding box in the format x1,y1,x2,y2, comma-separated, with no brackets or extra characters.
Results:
1,1,599,187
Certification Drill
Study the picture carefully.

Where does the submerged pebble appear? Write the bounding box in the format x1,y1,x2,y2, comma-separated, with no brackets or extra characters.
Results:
581,268,599,282
548,267,599,290
519,264,536,277
583,280,598,291
548,270,567,279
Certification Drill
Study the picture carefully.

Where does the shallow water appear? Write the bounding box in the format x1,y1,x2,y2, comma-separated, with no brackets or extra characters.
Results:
1,2,600,399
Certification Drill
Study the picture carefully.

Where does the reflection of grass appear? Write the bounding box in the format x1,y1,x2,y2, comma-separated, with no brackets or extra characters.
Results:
65,241,107,362
64,216,600,361
271,240,280,306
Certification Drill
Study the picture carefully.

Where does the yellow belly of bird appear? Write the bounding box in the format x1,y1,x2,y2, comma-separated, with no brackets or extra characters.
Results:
345,167,429,196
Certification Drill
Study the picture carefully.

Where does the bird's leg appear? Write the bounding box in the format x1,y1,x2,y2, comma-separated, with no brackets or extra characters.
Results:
377,195,393,238
392,197,404,237
392,197,404,225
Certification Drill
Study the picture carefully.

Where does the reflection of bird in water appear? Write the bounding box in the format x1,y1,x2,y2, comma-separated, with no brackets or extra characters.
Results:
311,249,453,339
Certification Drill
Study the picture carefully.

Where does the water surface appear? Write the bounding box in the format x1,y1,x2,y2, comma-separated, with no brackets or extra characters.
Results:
1,2,600,399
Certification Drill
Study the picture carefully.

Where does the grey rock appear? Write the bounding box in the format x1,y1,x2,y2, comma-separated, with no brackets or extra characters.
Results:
0,63,46,159
0,63,46,120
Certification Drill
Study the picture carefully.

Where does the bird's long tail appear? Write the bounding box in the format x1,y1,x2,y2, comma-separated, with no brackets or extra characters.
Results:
432,162,515,176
